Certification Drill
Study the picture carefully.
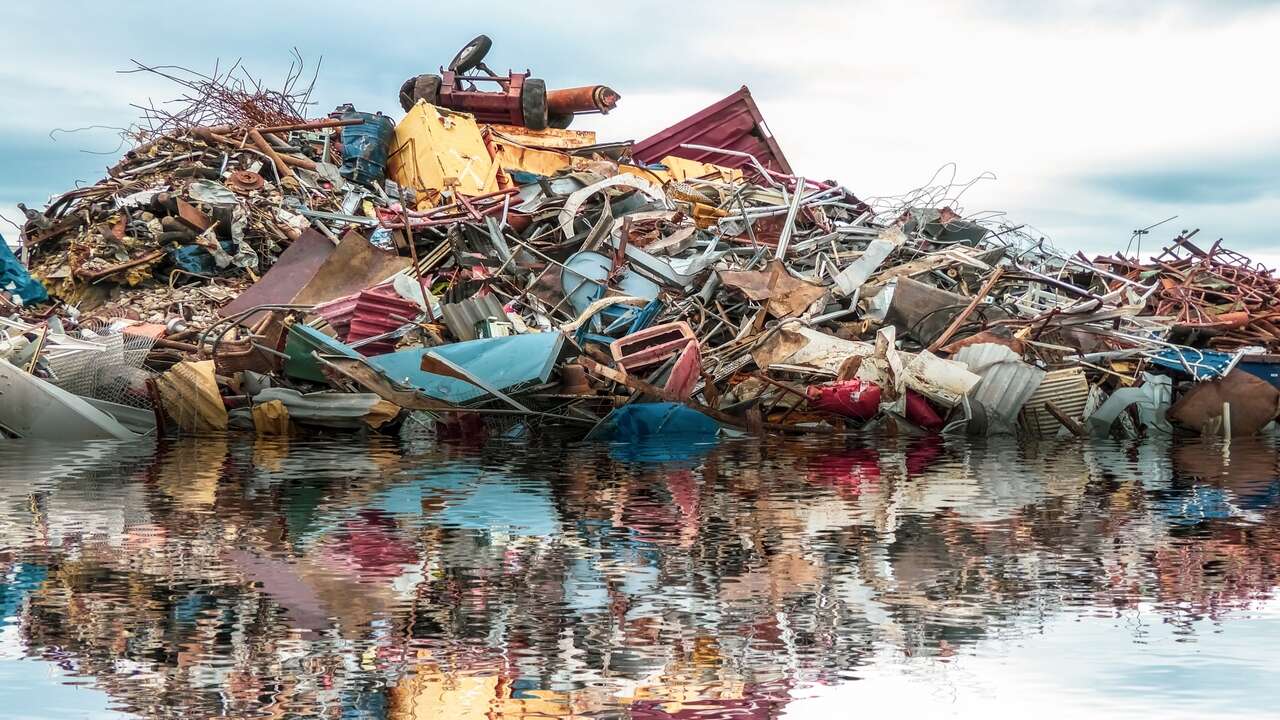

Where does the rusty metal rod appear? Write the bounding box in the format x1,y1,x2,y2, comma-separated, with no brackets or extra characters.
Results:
546,86,620,115
248,129,297,183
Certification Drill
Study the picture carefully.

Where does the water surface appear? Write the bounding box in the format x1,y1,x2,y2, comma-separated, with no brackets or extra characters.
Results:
0,433,1277,718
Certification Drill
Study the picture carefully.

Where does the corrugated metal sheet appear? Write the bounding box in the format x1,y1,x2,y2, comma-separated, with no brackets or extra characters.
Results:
1021,367,1090,439
441,294,508,342
954,344,1046,434
313,287,420,357
347,292,420,356
631,86,792,174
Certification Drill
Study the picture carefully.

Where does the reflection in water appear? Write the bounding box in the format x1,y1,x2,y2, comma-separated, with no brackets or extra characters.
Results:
0,433,1278,718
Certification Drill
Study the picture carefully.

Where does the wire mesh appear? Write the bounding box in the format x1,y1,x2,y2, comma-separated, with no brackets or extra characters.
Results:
45,330,157,409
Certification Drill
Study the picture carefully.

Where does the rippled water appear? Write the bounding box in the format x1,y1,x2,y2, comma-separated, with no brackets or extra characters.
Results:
1,432,1278,719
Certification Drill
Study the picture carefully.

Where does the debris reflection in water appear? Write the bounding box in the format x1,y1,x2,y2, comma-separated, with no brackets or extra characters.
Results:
0,434,1278,719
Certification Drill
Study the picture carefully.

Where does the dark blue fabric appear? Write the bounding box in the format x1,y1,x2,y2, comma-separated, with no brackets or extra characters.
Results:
168,240,236,275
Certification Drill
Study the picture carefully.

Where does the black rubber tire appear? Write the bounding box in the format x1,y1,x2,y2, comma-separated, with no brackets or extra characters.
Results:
399,74,443,111
396,76,417,111
548,112,574,130
398,76,417,112
521,77,548,130
449,35,492,73
414,74,442,106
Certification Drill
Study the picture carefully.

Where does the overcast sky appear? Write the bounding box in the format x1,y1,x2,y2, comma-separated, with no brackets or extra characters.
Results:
3,0,1278,264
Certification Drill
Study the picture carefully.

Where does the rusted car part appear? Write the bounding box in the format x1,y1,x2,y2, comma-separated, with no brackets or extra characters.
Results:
397,35,617,130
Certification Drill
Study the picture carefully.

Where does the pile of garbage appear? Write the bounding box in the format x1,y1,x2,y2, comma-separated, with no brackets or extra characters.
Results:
3,37,1279,442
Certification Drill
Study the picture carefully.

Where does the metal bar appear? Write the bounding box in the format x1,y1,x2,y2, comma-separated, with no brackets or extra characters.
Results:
774,176,806,260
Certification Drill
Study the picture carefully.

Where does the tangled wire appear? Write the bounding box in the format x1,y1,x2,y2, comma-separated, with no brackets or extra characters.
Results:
120,50,321,140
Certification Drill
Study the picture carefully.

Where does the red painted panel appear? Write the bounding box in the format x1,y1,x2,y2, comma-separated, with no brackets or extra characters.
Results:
631,86,792,174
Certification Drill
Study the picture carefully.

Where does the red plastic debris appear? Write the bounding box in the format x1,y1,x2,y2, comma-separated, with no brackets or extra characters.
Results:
903,391,944,431
610,321,696,372
805,379,882,420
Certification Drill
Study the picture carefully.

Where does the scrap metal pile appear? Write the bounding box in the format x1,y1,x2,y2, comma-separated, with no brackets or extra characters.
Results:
3,39,1279,442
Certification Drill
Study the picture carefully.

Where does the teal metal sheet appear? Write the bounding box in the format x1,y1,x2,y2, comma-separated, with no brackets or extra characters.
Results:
370,332,564,404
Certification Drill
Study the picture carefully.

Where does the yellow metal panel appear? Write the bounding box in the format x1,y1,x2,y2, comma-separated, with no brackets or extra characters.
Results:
488,138,571,179
487,124,597,148
618,163,672,185
388,102,499,209
656,154,744,183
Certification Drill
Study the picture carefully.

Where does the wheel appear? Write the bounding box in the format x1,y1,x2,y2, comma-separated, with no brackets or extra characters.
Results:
413,74,442,106
521,77,548,130
399,75,442,111
449,35,492,73
548,112,574,130
398,76,418,112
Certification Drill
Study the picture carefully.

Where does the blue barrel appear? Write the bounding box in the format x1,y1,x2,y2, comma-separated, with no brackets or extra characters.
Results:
339,111,395,187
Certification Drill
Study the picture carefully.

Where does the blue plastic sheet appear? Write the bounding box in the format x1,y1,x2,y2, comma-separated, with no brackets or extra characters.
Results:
587,402,721,442
339,111,396,187
0,233,48,304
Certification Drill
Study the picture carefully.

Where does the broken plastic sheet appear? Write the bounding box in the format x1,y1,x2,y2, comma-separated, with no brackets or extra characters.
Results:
187,179,240,206
1,234,48,305
896,350,981,408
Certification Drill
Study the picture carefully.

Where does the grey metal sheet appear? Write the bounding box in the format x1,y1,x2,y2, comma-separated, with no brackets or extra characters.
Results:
441,295,508,342
954,343,1046,434
1021,367,1090,439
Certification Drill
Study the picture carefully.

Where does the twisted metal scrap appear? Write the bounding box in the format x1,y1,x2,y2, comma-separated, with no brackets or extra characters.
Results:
120,50,321,140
